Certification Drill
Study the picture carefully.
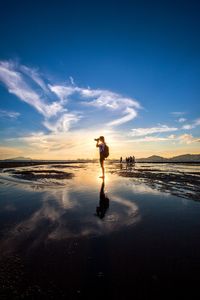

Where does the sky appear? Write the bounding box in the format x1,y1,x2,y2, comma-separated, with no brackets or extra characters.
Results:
0,0,200,159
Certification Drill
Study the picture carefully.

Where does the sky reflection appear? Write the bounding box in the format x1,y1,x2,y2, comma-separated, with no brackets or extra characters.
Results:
0,163,142,254
1,162,200,260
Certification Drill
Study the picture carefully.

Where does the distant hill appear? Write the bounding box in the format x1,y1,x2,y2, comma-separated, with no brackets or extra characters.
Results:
4,156,32,161
136,154,200,163
170,154,200,162
137,155,167,162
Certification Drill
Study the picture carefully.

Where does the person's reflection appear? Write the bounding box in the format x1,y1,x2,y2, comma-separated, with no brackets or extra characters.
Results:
126,161,135,171
96,178,109,219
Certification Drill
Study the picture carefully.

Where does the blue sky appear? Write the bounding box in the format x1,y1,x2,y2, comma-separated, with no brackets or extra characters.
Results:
0,0,200,159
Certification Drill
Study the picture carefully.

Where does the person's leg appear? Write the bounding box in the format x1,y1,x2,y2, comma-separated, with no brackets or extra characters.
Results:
100,159,105,178
102,160,105,177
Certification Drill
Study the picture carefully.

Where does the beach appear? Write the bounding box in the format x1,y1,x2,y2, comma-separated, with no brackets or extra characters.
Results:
0,161,200,299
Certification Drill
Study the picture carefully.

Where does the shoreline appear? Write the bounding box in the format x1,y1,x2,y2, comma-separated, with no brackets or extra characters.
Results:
1,160,200,169
1,161,200,201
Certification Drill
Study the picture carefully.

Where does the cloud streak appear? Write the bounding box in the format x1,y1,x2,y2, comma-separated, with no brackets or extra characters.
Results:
178,134,200,144
20,65,49,92
182,118,200,130
127,134,176,142
43,112,81,133
49,84,141,125
0,109,20,119
171,111,186,116
0,61,62,118
127,133,200,144
130,125,178,137
108,107,137,126
178,118,187,123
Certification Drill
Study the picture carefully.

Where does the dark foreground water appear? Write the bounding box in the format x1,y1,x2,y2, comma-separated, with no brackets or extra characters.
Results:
0,162,200,299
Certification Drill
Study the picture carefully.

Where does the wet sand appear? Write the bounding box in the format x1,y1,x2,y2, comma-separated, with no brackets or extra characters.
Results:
12,170,74,181
0,162,200,299
110,162,200,201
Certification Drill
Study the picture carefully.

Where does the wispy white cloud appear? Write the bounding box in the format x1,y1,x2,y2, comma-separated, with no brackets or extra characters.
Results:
178,134,200,144
182,124,194,130
0,109,20,119
43,112,81,133
127,134,176,142
48,84,141,126
79,87,140,126
171,111,186,116
108,107,137,126
20,65,49,92
196,119,200,125
178,118,187,123
49,84,141,112
127,133,200,144
69,76,75,86
182,118,200,130
130,125,178,137
48,84,75,102
80,88,141,110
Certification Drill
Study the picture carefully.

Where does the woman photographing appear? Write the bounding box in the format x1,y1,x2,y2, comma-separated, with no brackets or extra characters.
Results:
95,136,109,178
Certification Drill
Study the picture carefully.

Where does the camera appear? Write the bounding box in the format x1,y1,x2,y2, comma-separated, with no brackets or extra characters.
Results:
94,138,99,141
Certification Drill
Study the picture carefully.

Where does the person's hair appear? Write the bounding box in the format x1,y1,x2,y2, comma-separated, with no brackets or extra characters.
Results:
99,136,105,143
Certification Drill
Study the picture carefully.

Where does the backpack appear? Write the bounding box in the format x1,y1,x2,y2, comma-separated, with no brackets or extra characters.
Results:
103,144,109,158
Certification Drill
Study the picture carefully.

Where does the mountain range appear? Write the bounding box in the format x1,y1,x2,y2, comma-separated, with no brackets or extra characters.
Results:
136,154,200,162
3,156,32,161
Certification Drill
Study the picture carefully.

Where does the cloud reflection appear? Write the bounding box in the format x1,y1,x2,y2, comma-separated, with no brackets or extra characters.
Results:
0,168,141,255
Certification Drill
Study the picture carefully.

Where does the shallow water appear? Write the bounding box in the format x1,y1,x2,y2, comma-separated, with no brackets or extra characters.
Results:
0,162,200,299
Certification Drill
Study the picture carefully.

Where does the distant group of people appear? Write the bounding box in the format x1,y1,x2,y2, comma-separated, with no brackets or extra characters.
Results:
120,156,135,164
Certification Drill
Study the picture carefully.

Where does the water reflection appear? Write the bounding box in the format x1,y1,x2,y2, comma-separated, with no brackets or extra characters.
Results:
126,162,135,171
0,163,141,254
96,178,109,219
1,162,200,300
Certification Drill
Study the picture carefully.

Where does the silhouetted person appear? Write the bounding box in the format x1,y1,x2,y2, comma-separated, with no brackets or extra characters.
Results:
125,157,128,169
95,136,109,178
120,156,123,163
96,179,109,219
